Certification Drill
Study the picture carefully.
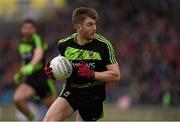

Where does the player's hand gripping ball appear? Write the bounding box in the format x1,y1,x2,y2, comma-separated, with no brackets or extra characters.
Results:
49,55,73,81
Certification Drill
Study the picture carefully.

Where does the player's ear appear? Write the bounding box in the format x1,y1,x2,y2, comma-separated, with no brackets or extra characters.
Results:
76,24,82,31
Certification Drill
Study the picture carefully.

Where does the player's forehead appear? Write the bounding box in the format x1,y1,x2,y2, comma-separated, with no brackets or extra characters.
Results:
83,17,96,24
22,23,35,28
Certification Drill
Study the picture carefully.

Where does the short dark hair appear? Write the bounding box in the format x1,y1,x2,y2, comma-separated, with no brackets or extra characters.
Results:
21,18,37,28
72,7,98,26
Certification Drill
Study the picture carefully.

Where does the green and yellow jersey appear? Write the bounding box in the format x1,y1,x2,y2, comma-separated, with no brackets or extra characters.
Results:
18,33,47,70
58,33,117,101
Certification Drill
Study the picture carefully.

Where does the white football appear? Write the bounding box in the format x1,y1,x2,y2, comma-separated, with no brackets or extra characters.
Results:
50,55,72,80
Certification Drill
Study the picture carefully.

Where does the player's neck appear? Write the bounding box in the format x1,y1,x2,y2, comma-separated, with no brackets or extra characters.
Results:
23,36,32,42
76,34,92,46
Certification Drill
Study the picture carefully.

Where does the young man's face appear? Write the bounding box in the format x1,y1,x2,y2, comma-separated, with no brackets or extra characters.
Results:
21,23,36,38
77,17,97,40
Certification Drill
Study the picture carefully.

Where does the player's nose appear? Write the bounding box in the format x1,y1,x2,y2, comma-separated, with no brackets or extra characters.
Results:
93,25,97,31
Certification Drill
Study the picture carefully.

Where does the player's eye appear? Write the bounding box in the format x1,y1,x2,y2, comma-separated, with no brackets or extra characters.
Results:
87,22,94,26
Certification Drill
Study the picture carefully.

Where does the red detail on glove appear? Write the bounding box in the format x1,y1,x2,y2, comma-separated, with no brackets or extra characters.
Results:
44,62,55,79
77,63,95,79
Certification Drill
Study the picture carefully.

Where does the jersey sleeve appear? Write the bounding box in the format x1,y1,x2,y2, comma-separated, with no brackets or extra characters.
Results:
58,39,65,56
103,41,117,65
95,34,117,65
58,33,76,56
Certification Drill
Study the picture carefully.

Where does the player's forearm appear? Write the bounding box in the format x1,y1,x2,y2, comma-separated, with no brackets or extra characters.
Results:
30,48,43,65
94,71,120,82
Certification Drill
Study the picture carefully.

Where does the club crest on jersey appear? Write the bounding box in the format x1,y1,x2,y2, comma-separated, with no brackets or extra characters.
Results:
88,51,94,59
78,51,83,60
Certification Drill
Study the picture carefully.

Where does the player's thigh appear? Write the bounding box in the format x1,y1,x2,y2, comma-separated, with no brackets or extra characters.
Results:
13,83,36,101
41,95,56,108
43,97,74,121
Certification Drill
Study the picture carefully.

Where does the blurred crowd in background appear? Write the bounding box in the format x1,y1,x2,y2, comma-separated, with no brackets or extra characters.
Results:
0,0,179,109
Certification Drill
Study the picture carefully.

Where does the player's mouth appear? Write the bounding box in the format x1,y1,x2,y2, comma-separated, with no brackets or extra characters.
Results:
91,32,96,36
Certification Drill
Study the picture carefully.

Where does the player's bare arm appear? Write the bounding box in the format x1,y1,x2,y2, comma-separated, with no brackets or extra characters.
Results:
94,62,120,82
30,48,44,65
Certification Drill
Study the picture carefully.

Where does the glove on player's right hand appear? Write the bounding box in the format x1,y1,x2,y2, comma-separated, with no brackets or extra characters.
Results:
44,62,55,80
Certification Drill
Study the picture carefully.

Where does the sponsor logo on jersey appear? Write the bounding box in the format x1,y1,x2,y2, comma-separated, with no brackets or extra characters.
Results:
70,61,96,70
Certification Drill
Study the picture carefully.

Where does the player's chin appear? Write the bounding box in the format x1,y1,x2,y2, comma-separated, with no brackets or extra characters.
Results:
89,33,95,39
24,33,32,37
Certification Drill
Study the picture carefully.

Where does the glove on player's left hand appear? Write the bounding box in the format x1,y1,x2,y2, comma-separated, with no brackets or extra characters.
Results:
77,63,95,79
